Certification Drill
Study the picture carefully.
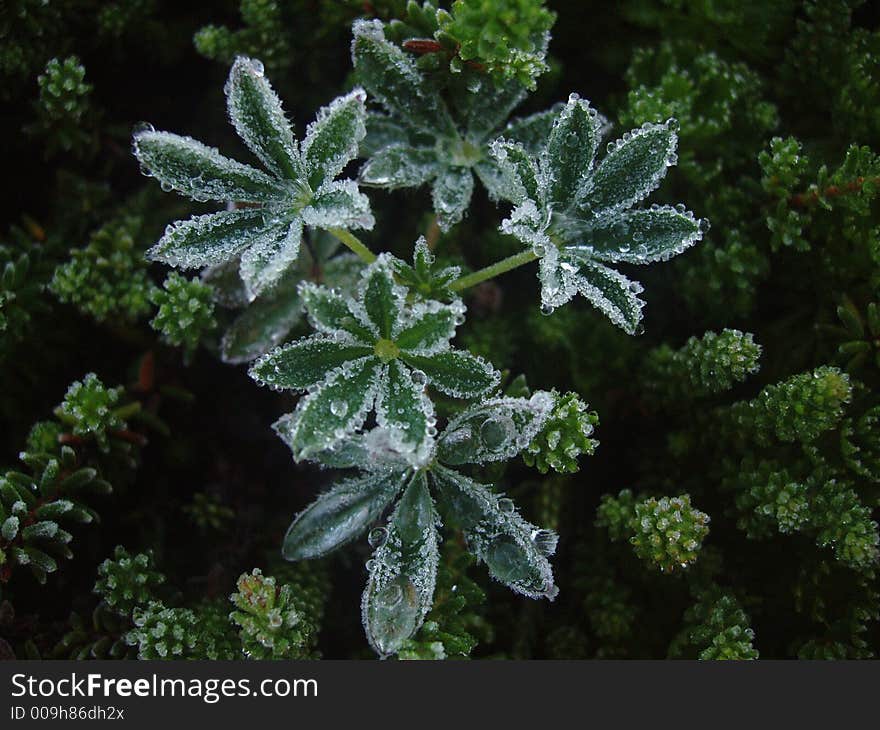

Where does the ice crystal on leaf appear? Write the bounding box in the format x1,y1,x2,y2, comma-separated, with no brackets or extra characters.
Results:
277,389,557,656
133,57,373,300
491,94,707,333
352,20,577,231
249,253,499,462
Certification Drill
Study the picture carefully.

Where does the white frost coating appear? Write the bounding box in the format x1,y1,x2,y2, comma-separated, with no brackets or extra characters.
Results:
489,138,542,206
297,280,366,339
431,465,558,600
147,208,267,269
395,298,465,356
302,179,375,231
351,253,409,339
438,392,554,465
431,167,475,232
302,88,368,186
412,349,501,399
239,216,303,300
571,259,646,334
225,56,301,180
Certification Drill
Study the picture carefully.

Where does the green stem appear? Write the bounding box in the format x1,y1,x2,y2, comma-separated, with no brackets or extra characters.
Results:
450,250,539,292
328,228,376,264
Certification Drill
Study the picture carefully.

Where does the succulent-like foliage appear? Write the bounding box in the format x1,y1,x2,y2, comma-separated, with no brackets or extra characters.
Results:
522,391,598,473
55,373,127,452
629,495,710,573
491,95,706,331
726,366,852,446
134,57,373,300
250,252,497,461
50,217,154,324
0,446,110,585
28,55,95,156
150,272,217,359
0,247,46,355
229,568,316,659
644,329,762,401
94,546,166,616
669,589,759,660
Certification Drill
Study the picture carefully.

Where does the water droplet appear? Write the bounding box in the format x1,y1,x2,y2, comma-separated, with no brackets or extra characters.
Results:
541,304,554,316
410,369,427,385
330,400,349,418
498,498,515,513
368,527,388,548
480,415,514,451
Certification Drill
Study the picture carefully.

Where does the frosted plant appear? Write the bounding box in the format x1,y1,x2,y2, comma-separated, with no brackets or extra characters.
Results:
353,19,583,231
204,231,363,363
133,56,373,300
490,93,708,333
279,390,557,656
249,252,499,462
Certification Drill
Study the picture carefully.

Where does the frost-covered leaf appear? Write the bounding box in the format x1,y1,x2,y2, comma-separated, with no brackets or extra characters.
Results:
359,145,438,188
226,56,302,181
282,469,407,560
309,428,413,472
298,282,373,342
352,20,455,136
490,139,540,205
458,78,526,143
239,216,303,298
577,119,678,218
202,258,250,308
374,360,435,465
302,88,367,189
474,160,508,201
147,208,267,269
362,472,439,656
571,258,645,335
437,392,554,465
250,335,372,390
578,205,704,264
396,300,463,355
133,130,285,203
545,95,600,207
402,350,499,398
361,113,412,157
393,237,461,301
359,255,406,338
220,287,302,364
504,105,562,156
432,465,557,600
273,356,382,459
302,180,375,230
432,166,474,231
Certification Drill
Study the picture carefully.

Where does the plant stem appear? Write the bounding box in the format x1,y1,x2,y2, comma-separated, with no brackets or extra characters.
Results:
328,228,377,264
450,250,539,292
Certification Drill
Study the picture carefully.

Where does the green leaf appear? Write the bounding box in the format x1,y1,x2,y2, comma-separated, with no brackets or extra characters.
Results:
220,288,303,364
360,256,405,338
490,140,540,204
437,392,554,465
282,470,407,560
402,350,499,398
361,112,413,157
432,466,557,600
577,120,677,218
396,301,462,354
302,180,374,230
432,166,474,231
239,216,303,298
302,88,368,189
147,208,266,269
577,205,704,264
375,360,435,462
352,20,455,136
133,130,285,203
273,356,382,459
359,146,438,188
250,335,373,390
226,56,302,181
362,472,438,656
571,259,645,335
546,96,600,207
505,105,562,155
299,282,373,342
458,78,526,142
